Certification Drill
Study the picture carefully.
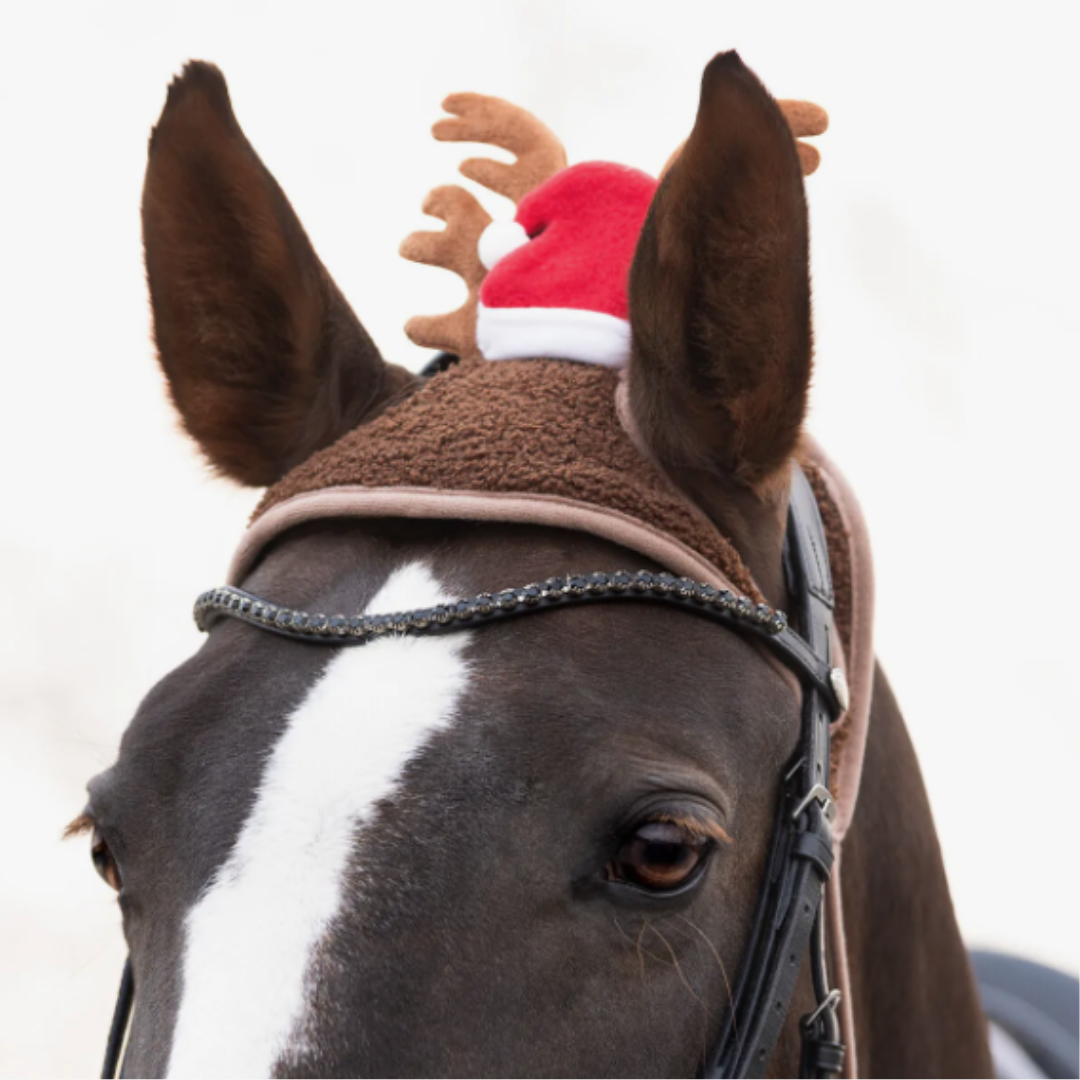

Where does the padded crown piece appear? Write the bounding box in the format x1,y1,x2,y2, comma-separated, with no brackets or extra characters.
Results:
256,357,762,599
255,355,853,643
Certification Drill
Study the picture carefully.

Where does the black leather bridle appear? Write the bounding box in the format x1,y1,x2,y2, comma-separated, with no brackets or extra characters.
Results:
100,466,846,1079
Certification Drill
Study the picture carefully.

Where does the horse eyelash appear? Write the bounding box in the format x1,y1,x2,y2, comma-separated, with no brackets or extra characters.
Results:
63,810,95,841
651,811,733,846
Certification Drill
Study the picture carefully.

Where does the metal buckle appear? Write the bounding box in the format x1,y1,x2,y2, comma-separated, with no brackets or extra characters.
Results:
801,988,842,1031
829,667,850,712
791,783,837,824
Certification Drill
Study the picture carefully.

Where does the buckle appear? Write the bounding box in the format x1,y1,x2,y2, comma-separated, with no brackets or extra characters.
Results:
801,988,841,1031
791,783,837,824
829,667,850,711
801,990,845,1077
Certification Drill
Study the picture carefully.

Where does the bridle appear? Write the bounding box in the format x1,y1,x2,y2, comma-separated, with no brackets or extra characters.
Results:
101,466,846,1079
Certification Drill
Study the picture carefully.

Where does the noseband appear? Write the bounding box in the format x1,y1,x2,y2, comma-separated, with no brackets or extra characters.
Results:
102,467,846,1079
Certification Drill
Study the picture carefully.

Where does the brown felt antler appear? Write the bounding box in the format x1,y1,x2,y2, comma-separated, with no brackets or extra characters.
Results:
778,99,829,175
400,94,567,358
660,99,829,180
400,185,491,359
434,93,568,204
401,94,826,358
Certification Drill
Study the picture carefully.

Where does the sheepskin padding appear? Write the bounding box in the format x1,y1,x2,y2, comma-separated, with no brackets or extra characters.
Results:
256,357,762,599
257,357,856,641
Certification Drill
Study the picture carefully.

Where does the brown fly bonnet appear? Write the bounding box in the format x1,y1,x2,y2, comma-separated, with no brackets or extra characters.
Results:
220,92,875,1078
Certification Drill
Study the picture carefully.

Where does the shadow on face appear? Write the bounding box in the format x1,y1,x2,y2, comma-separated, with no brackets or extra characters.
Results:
82,521,800,1078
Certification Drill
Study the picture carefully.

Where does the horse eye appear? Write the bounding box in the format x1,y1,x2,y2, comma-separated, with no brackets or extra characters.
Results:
608,820,712,891
91,828,122,892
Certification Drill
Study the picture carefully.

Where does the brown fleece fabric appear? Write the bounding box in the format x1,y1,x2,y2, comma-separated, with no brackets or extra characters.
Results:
258,358,857,654
257,358,763,598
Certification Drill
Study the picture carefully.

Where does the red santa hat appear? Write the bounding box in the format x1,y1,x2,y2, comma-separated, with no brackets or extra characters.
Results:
475,161,658,369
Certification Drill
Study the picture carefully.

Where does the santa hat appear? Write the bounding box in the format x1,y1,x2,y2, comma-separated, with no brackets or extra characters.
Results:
475,162,658,369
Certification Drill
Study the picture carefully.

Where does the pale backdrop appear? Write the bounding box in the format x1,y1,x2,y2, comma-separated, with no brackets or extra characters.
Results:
1,2,1077,1076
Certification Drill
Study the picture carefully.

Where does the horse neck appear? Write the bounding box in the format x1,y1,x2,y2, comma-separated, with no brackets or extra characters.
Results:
839,663,991,1078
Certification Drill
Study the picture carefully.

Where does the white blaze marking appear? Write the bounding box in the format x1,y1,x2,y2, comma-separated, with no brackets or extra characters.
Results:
167,563,469,1078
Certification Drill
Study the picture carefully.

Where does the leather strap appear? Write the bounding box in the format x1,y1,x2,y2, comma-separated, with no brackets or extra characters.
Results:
101,957,132,1080
703,468,843,1078
193,574,842,715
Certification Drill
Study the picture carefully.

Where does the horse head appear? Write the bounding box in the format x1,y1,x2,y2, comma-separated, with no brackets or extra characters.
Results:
74,53,991,1079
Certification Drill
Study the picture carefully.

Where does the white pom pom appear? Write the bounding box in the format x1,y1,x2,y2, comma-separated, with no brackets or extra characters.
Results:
478,219,530,271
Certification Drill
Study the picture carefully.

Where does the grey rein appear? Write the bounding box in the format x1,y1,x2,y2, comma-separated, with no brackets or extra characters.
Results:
101,466,847,1079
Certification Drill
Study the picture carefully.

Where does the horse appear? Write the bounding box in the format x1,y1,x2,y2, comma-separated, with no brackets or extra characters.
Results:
71,52,994,1078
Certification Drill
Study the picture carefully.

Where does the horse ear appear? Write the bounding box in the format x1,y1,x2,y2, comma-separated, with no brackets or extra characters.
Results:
626,51,811,495
142,62,416,486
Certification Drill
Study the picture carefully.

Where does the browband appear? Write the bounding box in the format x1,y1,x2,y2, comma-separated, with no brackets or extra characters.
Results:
194,569,844,715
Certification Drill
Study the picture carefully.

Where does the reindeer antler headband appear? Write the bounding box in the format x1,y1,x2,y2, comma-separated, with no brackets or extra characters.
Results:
399,95,567,360
401,94,827,361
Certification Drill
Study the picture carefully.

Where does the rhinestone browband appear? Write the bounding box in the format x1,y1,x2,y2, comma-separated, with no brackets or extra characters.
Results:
194,570,788,642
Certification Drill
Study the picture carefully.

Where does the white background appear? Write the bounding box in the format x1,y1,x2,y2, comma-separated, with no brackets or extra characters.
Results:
1,3,1077,1076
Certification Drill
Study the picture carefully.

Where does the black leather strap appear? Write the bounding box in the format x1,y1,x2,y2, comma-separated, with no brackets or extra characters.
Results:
703,467,844,1079
101,957,132,1080
194,574,843,715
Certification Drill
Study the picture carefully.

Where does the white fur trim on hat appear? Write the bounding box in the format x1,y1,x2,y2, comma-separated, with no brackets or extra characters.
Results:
476,304,631,368
477,220,530,271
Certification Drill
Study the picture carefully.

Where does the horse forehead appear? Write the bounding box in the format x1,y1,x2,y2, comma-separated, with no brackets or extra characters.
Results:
116,526,788,821
114,536,794,1076
166,561,473,1078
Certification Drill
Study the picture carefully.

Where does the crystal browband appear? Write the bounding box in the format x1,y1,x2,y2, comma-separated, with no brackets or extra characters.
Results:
194,570,788,642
